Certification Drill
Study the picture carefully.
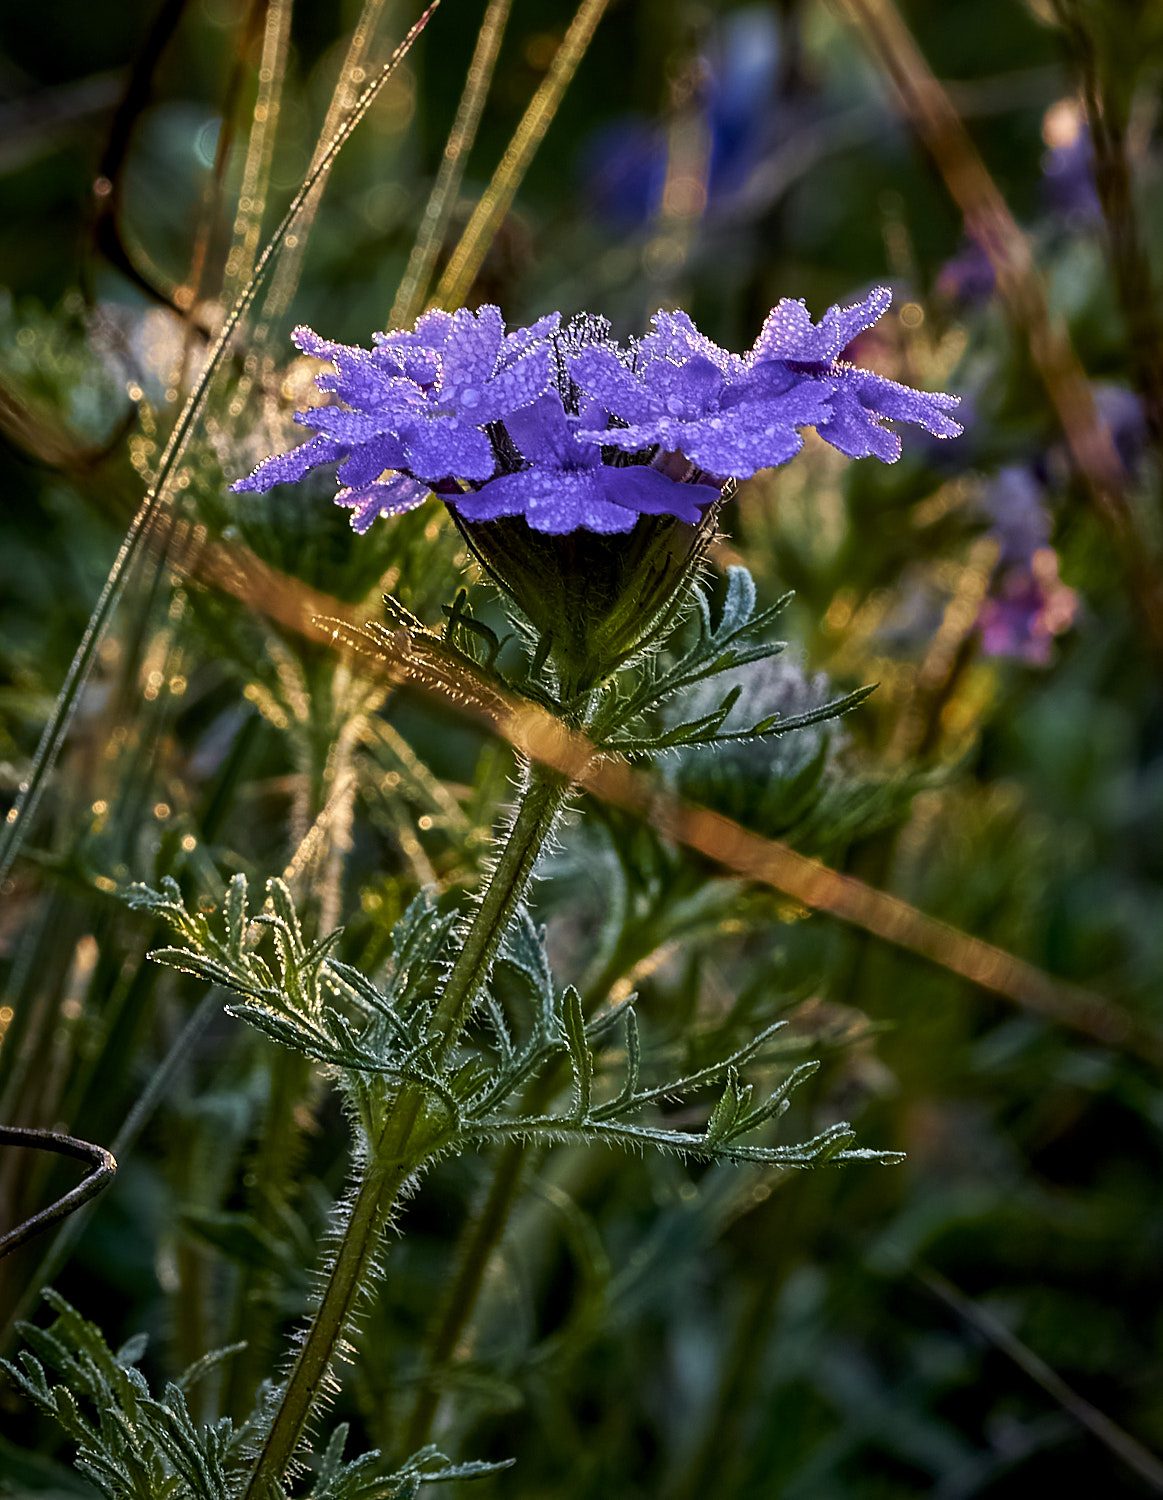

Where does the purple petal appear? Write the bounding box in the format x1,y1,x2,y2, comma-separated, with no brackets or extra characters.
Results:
678,409,805,475
336,474,430,533
337,434,409,487
596,465,717,521
402,416,496,483
726,359,806,402
569,347,657,425
845,369,963,438
524,470,639,533
291,325,354,362
822,287,894,356
640,310,737,374
683,380,834,472
475,344,552,422
295,405,387,444
641,354,724,417
751,287,892,365
579,416,686,454
817,385,901,462
507,395,600,470
230,433,345,493
371,341,441,386
324,362,425,412
502,312,561,359
458,468,637,533
378,308,453,354
441,305,505,390
451,471,536,522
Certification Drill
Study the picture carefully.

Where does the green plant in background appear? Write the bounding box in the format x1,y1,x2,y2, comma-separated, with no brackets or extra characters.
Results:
5,1291,509,1498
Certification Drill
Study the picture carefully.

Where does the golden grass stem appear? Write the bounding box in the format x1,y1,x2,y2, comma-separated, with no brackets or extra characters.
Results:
391,0,514,327
433,0,612,309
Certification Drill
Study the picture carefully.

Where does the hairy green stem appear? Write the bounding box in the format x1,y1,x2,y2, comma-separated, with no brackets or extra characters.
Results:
242,762,569,1494
430,765,568,1061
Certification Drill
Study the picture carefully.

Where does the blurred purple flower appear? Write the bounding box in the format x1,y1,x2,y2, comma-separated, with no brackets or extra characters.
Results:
936,239,995,307
1092,382,1149,476
978,465,1050,565
978,553,1078,665
579,5,781,229
974,466,1077,663
1042,101,1102,223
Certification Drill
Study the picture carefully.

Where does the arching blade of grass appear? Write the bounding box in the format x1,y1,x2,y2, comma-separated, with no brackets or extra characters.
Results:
221,0,294,304
390,0,514,326
433,0,613,310
0,2,440,889
250,0,400,348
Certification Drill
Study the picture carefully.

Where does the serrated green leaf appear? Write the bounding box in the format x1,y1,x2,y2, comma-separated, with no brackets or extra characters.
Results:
561,986,592,1121
223,872,249,954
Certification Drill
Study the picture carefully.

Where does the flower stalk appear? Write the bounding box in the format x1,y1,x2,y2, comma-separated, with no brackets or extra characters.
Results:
242,760,571,1496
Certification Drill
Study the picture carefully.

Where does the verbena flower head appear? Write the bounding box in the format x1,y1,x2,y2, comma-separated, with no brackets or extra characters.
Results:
232,291,960,539
232,293,961,694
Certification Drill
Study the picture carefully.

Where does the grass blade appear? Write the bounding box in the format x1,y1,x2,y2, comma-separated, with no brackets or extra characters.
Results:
390,0,513,326
0,2,439,887
433,0,612,309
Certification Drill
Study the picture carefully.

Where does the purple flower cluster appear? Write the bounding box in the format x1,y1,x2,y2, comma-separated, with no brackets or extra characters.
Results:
580,4,781,230
936,238,996,309
975,467,1078,665
1042,114,1101,224
233,292,961,537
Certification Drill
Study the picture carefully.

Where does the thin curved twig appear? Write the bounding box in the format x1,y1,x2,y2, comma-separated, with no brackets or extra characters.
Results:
0,1126,117,1260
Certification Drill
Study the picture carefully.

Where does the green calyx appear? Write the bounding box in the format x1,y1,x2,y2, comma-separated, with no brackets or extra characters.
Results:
453,493,725,702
